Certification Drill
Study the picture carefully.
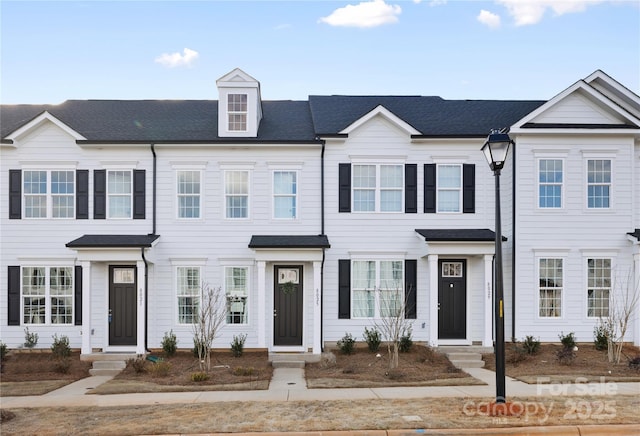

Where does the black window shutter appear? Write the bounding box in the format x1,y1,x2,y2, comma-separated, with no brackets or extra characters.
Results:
133,169,146,219
76,170,89,219
338,259,351,319
8,266,20,326
74,266,82,325
405,164,417,213
94,170,106,219
9,169,21,219
338,163,351,213
404,260,417,319
463,164,475,214
424,164,436,213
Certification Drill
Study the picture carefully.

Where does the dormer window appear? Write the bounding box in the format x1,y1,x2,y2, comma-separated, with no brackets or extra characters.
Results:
228,94,247,131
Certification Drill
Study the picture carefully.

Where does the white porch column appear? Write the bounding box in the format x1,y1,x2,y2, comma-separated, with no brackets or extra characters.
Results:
312,261,322,354
81,261,92,355
427,254,438,347
483,254,494,347
257,261,266,349
634,253,640,346
136,260,146,355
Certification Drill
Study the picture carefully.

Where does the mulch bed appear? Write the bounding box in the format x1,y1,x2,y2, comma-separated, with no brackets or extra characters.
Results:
0,351,91,382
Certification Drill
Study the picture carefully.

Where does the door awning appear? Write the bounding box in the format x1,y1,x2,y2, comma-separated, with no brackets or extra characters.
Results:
249,235,330,249
66,234,160,248
415,228,506,242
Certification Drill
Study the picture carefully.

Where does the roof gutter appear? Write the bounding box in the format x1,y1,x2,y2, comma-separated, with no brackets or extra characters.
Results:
150,144,157,236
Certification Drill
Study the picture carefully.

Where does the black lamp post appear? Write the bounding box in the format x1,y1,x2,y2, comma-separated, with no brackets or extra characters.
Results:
481,129,513,404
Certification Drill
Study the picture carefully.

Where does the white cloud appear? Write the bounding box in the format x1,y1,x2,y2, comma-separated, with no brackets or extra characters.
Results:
477,9,501,28
319,0,402,28
154,48,199,68
496,0,602,26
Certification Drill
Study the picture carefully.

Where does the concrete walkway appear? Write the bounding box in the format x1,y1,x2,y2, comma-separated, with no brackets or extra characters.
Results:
1,367,638,409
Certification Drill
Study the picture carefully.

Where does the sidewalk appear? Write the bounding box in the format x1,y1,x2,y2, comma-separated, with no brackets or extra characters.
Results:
1,367,638,409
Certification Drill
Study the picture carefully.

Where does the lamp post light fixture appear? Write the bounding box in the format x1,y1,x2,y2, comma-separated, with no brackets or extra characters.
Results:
481,129,514,404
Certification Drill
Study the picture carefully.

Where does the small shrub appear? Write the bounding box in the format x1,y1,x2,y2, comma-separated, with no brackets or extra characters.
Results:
593,323,610,351
521,335,540,355
337,332,356,355
52,357,71,374
558,332,577,349
23,327,38,349
232,366,255,376
0,341,7,361
629,356,640,371
231,333,247,357
556,347,576,366
161,330,178,357
386,369,405,380
190,371,210,382
398,327,413,353
363,327,381,352
51,334,71,359
147,361,172,377
507,344,528,365
128,355,147,373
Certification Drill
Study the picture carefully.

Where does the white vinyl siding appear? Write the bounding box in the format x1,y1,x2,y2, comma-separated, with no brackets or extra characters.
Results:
177,170,201,219
107,170,132,218
23,170,75,218
22,266,73,325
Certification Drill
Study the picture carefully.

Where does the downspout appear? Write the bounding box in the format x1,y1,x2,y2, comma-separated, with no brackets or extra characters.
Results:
319,137,326,352
141,247,151,352
511,141,517,343
150,144,157,236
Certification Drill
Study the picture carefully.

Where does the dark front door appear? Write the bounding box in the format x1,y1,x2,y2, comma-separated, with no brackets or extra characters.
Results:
109,266,137,346
438,259,466,340
274,265,303,346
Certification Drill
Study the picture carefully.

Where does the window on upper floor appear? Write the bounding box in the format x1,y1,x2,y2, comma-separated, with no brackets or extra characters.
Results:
587,258,611,317
107,170,132,218
587,159,611,209
177,170,201,219
22,266,73,325
352,260,404,318
273,171,297,219
176,266,200,324
224,170,249,219
225,266,248,324
352,164,403,213
538,258,562,318
538,159,563,208
228,94,247,131
437,164,462,213
23,170,75,219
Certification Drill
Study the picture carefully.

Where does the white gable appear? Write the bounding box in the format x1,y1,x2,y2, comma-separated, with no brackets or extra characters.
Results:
532,91,626,124
340,105,420,136
5,111,86,144
216,68,262,138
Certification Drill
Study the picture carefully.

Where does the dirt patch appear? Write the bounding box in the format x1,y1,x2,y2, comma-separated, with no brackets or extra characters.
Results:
483,343,640,383
305,344,476,387
1,351,91,385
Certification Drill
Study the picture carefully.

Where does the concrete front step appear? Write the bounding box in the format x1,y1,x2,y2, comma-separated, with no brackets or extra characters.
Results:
443,351,486,369
271,360,305,369
88,359,128,376
449,359,486,369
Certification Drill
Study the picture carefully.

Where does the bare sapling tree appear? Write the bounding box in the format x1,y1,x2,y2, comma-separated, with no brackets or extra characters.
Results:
604,268,640,364
192,282,227,371
374,286,414,371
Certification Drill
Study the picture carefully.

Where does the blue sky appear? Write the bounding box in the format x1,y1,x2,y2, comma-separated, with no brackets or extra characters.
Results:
1,0,639,104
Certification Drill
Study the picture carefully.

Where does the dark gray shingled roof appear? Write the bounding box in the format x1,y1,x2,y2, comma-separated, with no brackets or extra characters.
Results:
415,228,505,242
66,234,160,248
308,96,546,136
249,235,330,249
1,97,546,142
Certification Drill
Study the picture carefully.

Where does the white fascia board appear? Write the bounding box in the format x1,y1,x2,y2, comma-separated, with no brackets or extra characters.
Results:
585,70,640,119
5,111,86,142
339,105,421,136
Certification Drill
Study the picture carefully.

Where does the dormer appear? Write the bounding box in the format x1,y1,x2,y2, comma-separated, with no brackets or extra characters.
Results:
216,68,263,138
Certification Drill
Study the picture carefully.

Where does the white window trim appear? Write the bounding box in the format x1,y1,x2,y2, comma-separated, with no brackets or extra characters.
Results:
106,169,133,219
272,169,299,220
581,250,618,320
224,266,250,326
21,265,74,326
350,258,405,320
536,157,565,211
533,251,569,320
436,163,463,214
222,168,251,220
583,153,615,212
174,265,202,326
22,169,76,220
227,93,248,132
351,163,404,213
175,169,204,220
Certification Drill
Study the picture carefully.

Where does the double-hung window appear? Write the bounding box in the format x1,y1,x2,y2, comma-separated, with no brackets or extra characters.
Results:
352,260,403,318
225,267,248,324
539,159,563,208
177,170,201,218
22,266,73,325
437,164,462,213
23,170,75,218
228,94,247,131
273,171,297,219
538,258,562,318
352,164,403,212
224,170,249,219
587,258,611,317
177,267,200,324
107,170,132,218
587,159,611,209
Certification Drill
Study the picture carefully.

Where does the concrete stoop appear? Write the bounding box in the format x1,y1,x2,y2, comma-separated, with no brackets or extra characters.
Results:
437,346,490,369
269,352,319,369
83,353,136,376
